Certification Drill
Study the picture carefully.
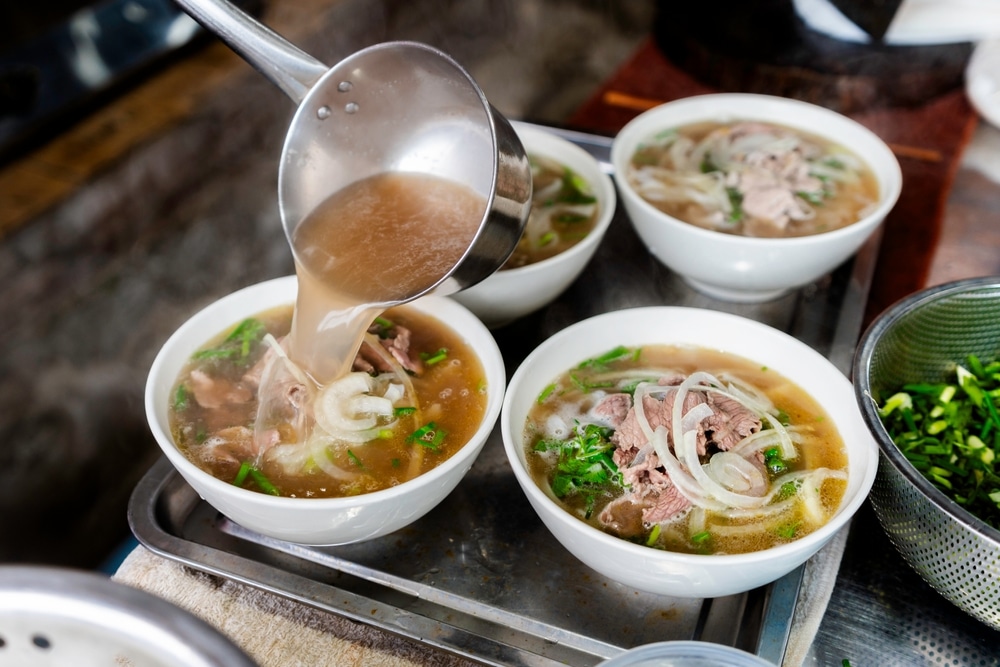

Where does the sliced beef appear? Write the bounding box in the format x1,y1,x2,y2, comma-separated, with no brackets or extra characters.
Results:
382,324,424,375
592,392,632,428
356,323,424,376
612,391,708,456
188,369,252,410
192,425,278,476
641,484,692,524
703,392,761,450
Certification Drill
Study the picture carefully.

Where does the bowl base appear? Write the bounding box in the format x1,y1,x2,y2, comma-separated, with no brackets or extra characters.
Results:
682,277,792,303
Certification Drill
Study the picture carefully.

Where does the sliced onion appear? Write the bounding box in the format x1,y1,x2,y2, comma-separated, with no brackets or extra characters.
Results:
707,451,768,497
308,433,358,481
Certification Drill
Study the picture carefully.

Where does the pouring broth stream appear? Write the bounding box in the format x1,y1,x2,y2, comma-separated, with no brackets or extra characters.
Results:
289,172,486,383
249,170,487,479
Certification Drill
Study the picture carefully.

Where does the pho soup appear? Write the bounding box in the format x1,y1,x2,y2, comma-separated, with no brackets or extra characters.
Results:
169,304,488,499
523,344,848,555
626,121,879,238
502,154,600,269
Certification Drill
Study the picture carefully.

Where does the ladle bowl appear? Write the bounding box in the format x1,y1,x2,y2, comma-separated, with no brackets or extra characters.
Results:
173,0,532,297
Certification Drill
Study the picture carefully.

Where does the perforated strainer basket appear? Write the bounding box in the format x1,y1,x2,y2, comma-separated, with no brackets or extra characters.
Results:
854,276,1000,631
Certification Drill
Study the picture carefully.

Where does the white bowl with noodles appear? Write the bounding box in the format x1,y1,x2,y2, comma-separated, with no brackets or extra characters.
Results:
500,306,877,598
145,275,505,545
451,121,616,328
610,93,902,303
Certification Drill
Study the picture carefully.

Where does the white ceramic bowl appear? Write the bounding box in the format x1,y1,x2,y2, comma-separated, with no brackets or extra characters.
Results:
501,307,877,598
451,121,616,327
610,93,902,302
145,275,505,545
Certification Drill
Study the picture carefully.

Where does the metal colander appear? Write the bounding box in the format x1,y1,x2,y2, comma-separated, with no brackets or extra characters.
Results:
854,276,1000,631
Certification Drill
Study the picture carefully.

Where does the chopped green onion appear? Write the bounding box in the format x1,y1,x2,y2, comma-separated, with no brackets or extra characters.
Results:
420,348,448,365
537,383,557,404
691,530,711,544
407,422,448,449
347,450,365,468
247,466,280,496
173,384,190,411
232,461,252,487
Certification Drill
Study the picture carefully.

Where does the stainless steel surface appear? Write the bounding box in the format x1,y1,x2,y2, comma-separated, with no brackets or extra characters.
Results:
128,128,876,666
170,0,327,102
276,41,532,301
854,277,1000,631
0,565,257,666
171,0,532,305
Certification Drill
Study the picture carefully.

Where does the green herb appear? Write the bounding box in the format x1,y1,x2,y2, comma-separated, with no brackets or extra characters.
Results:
232,461,252,487
192,318,266,364
173,384,190,411
557,168,598,205
725,187,744,223
618,378,660,396
537,383,557,404
775,523,799,539
420,348,448,365
763,446,788,475
796,190,826,205
776,480,800,501
569,371,616,393
700,155,719,173
534,423,620,499
232,461,280,496
877,354,1000,529
372,316,394,338
248,466,280,496
538,232,556,247
646,523,662,547
407,421,448,450
347,450,365,469
394,406,417,417
577,346,640,371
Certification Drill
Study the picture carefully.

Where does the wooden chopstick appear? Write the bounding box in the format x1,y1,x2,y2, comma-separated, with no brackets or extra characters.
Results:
601,90,944,163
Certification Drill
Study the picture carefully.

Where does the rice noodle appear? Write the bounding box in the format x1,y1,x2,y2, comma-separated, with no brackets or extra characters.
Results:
632,372,820,515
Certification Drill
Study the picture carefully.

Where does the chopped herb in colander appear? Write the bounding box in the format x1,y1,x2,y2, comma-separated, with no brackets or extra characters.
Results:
877,354,1000,529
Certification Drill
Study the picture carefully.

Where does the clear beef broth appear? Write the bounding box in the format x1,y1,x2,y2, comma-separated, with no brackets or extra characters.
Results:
289,172,486,382
169,304,488,498
523,344,848,555
168,171,492,498
627,121,880,238
501,154,599,269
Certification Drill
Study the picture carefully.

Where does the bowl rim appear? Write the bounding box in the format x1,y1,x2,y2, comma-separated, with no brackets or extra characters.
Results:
487,120,616,277
854,275,1000,544
145,275,506,508
609,92,903,247
502,305,877,567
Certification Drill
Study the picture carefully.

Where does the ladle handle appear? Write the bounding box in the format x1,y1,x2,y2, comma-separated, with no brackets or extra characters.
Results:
172,0,328,103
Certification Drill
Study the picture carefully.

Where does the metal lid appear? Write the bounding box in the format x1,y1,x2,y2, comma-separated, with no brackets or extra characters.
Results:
0,565,257,666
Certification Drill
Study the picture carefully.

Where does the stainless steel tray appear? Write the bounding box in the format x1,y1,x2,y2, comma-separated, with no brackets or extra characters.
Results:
128,126,878,667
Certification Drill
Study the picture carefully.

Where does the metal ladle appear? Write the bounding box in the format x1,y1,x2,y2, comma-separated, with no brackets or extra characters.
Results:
172,0,533,298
